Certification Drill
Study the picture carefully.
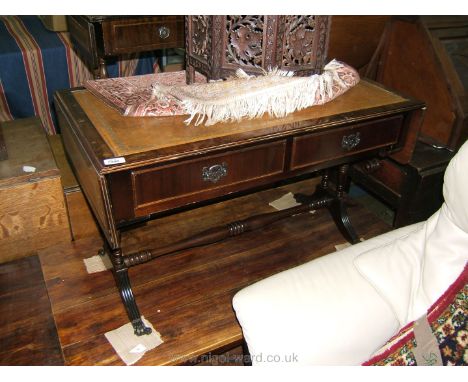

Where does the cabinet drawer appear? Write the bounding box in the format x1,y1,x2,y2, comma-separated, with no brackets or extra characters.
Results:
291,116,403,170
132,141,286,216
102,16,184,54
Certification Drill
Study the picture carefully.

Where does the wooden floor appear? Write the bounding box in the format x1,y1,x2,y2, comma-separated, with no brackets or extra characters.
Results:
1,178,392,365
0,256,64,365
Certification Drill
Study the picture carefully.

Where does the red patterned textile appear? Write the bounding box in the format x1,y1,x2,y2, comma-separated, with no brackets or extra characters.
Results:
363,264,468,366
84,70,206,117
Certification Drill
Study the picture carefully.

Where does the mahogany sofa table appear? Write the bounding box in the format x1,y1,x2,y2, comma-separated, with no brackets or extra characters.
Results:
54,79,424,336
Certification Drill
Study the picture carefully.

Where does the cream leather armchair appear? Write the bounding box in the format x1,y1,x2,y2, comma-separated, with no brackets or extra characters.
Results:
233,141,468,365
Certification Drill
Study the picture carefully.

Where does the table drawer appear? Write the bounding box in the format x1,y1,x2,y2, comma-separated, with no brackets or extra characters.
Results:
291,116,403,170
131,141,286,216
102,16,184,54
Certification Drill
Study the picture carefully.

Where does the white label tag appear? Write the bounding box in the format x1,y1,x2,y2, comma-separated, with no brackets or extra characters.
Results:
103,157,126,165
23,165,36,173
129,344,147,354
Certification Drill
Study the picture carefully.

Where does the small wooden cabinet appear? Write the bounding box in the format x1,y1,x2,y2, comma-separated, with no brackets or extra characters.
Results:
0,118,71,263
67,15,185,78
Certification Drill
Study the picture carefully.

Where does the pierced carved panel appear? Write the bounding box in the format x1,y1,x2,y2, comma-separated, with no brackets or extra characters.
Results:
282,16,318,67
225,15,264,67
190,16,211,62
185,15,331,83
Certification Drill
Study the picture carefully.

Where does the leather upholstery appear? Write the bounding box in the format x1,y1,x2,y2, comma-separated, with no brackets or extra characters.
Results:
232,141,468,365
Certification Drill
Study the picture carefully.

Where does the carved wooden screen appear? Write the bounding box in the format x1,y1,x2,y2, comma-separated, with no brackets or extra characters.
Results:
185,15,331,83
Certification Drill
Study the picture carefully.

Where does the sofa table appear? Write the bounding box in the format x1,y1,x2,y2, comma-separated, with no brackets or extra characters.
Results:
54,79,424,335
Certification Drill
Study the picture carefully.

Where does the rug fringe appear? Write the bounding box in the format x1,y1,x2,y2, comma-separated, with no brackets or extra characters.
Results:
152,59,359,126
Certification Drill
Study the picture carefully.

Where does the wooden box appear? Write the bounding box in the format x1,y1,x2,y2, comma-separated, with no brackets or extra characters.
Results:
185,15,331,82
47,135,100,241
0,118,71,264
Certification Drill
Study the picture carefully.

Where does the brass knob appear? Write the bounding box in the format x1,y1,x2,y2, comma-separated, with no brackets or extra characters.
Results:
158,26,170,39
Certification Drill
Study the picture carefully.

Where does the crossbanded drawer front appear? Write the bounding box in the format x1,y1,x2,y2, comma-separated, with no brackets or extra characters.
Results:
132,141,286,216
291,116,403,170
103,16,184,54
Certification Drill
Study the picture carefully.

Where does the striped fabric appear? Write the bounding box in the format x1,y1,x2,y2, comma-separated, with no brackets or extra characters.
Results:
0,78,13,122
0,16,159,134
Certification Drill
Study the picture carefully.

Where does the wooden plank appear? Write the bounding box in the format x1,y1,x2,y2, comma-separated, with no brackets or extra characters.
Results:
0,255,44,296
39,180,391,365
0,176,71,264
0,177,71,264
65,190,100,240
0,256,63,365
328,16,390,72
47,134,79,191
47,134,100,240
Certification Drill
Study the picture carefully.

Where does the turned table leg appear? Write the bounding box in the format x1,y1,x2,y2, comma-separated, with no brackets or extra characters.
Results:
295,166,359,244
109,247,152,336
327,164,359,244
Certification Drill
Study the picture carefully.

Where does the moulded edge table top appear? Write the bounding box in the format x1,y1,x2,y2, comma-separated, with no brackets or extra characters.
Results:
71,80,407,159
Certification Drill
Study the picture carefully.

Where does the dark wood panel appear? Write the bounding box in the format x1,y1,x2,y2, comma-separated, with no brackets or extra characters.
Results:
56,102,115,247
328,16,390,73
66,16,99,69
131,141,286,216
0,256,44,296
373,17,467,150
102,16,184,54
291,116,402,170
0,256,63,366
351,141,454,227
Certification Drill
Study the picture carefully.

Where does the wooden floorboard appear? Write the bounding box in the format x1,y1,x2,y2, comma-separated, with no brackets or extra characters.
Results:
0,256,64,365
36,178,392,365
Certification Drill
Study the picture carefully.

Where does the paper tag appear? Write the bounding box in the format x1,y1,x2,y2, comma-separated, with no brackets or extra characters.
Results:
22,165,36,173
413,315,443,366
269,192,301,210
104,316,163,365
83,254,113,274
103,157,126,165
129,344,147,354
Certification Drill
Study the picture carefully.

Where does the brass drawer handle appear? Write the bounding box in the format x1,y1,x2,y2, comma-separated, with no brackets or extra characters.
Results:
342,132,361,151
202,162,228,183
158,26,170,39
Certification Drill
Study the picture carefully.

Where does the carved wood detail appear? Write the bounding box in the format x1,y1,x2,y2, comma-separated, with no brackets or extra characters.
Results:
225,15,264,67
189,15,211,63
185,15,331,82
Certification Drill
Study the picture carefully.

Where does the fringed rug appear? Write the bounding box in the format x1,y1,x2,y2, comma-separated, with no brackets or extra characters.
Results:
84,61,359,126
84,70,206,117
151,60,360,126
